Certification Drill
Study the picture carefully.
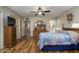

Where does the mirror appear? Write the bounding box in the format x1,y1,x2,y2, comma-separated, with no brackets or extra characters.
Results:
34,20,46,30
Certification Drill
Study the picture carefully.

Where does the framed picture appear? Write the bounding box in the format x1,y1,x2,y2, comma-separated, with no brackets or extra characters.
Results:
67,13,73,23
34,20,46,30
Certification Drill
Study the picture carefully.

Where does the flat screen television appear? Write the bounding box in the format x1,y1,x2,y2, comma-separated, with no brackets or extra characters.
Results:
8,16,16,26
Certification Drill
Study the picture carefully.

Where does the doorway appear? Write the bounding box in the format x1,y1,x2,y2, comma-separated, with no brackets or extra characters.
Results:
25,19,30,38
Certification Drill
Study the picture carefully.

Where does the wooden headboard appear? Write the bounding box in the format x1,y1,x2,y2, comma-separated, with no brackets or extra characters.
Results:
63,28,79,33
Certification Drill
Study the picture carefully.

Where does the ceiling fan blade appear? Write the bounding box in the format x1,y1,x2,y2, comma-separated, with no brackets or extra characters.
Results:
43,10,51,12
30,11,37,13
35,13,38,16
42,13,45,16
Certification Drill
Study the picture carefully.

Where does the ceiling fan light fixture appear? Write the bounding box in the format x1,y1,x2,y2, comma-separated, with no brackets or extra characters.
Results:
38,7,42,12
31,7,50,16
38,12,42,15
38,7,42,15
38,9,42,12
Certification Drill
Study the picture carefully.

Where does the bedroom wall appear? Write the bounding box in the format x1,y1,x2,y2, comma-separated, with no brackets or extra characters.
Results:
0,11,3,49
58,7,79,28
0,7,25,48
20,18,26,37
29,17,54,36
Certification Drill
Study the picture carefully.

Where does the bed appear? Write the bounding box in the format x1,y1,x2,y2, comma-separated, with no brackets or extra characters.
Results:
38,30,79,52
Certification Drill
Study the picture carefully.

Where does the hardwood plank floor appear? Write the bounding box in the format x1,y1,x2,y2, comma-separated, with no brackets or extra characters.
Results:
0,37,79,53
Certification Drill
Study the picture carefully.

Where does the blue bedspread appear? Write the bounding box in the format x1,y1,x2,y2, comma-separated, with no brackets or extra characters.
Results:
38,31,78,49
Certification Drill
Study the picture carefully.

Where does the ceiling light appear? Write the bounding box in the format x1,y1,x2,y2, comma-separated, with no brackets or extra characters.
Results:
38,7,42,15
38,12,42,15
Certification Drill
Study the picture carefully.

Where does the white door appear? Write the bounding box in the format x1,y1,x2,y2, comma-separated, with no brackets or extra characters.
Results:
25,21,30,37
0,11,4,49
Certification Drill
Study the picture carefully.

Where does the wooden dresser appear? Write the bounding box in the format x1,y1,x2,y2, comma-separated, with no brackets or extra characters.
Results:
33,20,47,45
33,29,47,39
4,26,16,48
33,29,47,45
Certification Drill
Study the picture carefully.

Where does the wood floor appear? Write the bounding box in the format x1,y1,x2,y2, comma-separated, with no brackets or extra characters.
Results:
0,37,79,53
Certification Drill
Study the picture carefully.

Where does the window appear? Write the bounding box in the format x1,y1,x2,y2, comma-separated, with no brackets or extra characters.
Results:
49,20,56,32
49,20,55,28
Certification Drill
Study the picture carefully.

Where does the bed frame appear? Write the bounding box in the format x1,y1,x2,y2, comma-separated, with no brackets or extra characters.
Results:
41,28,79,52
41,44,79,52
63,28,79,33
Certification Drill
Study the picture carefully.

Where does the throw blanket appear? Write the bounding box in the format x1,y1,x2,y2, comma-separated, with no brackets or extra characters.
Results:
38,31,79,49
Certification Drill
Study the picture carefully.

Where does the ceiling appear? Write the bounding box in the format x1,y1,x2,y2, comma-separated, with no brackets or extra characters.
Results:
7,6,74,17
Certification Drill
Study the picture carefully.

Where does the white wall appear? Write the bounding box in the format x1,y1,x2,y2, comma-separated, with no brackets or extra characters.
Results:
29,17,53,36
0,11,4,49
16,18,21,39
58,7,79,28
21,18,26,37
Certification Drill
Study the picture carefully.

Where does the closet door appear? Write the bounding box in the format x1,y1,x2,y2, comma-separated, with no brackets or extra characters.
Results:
25,21,30,37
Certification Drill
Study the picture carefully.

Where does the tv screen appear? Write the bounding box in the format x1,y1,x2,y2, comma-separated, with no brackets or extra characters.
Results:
8,16,16,26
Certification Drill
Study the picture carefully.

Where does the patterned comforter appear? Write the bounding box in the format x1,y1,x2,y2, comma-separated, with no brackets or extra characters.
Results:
38,31,79,49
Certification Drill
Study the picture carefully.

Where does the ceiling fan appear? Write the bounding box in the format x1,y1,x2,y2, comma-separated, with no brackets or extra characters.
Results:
30,7,51,16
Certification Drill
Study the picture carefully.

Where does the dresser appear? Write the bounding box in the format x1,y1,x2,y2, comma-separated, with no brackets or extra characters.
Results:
33,20,47,45
33,29,47,39
33,29,47,48
4,26,16,48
